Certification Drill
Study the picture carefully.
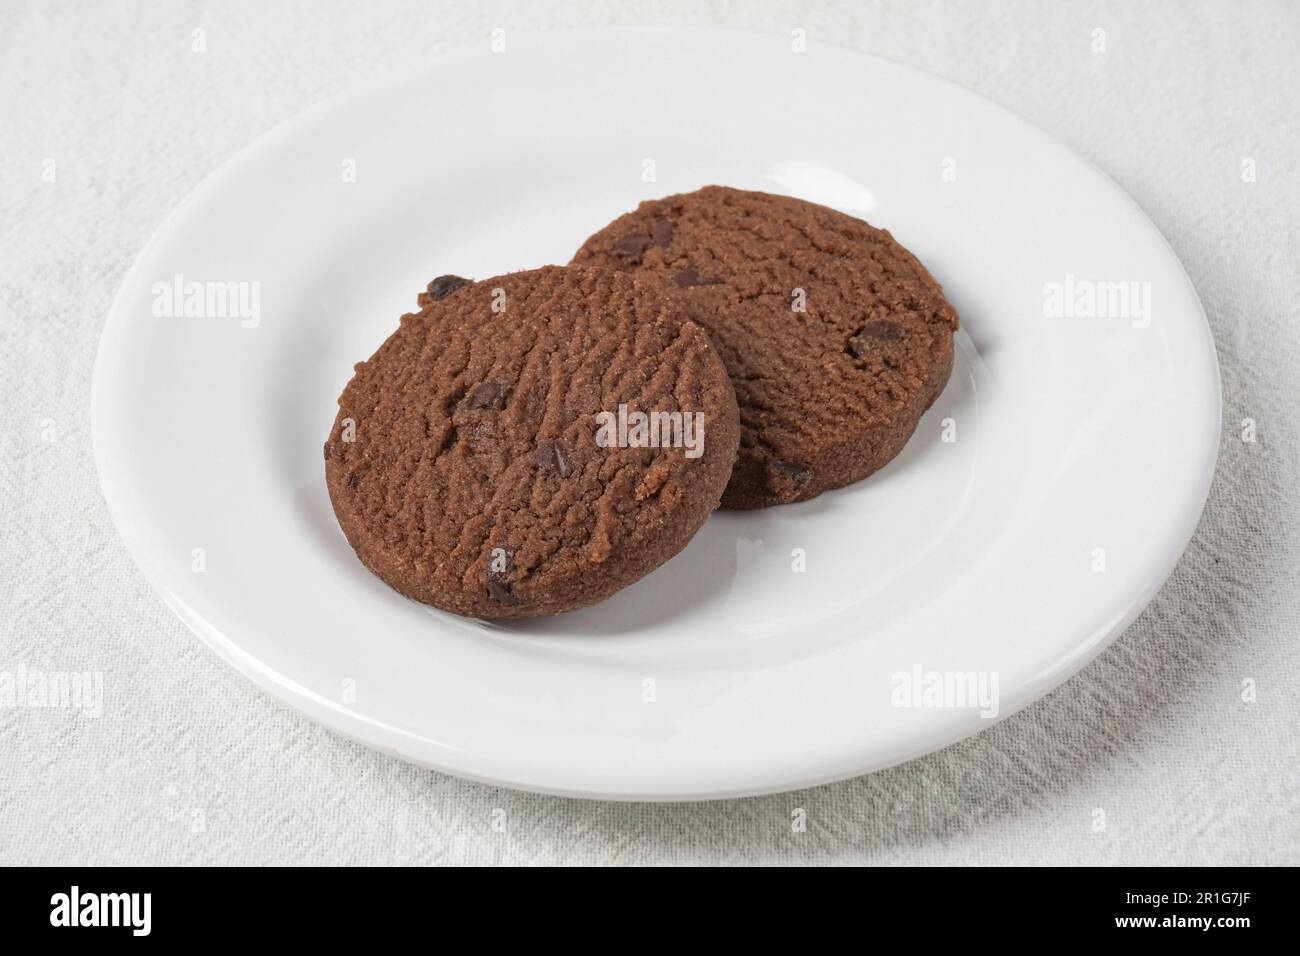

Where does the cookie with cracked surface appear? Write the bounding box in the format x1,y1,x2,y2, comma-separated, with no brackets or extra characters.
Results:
572,186,959,509
324,265,740,619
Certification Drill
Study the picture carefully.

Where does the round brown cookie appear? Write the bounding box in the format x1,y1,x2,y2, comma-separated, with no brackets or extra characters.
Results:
324,265,740,619
571,186,959,509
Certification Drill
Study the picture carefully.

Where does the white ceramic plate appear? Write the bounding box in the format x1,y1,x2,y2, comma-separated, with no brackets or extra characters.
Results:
93,27,1220,800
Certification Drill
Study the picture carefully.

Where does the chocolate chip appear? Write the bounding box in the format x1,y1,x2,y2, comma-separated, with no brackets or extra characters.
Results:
323,441,331,460
847,320,904,358
536,440,572,478
346,471,360,489
462,380,506,411
651,220,674,248
861,319,904,339
426,274,471,301
487,579,523,606
773,460,811,490
614,234,653,258
674,268,724,288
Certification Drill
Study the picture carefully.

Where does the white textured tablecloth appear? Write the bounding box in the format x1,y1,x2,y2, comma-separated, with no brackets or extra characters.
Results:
2,0,1297,866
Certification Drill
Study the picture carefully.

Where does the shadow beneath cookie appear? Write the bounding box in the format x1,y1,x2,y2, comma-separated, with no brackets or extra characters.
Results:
942,276,999,361
482,473,858,637
871,328,978,478
483,515,743,637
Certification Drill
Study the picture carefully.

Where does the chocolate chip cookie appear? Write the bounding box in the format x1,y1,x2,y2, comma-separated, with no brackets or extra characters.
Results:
572,186,959,509
325,266,740,618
